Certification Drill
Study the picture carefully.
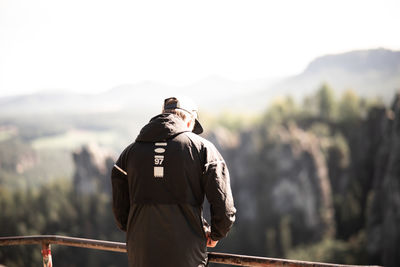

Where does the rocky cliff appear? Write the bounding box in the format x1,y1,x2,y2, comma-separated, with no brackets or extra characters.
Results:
72,144,114,194
366,93,400,267
207,93,400,265
207,123,336,256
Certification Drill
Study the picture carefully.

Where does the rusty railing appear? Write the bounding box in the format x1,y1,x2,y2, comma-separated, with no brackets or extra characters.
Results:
0,235,382,267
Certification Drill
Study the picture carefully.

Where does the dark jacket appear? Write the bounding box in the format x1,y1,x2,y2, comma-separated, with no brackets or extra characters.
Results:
111,113,236,267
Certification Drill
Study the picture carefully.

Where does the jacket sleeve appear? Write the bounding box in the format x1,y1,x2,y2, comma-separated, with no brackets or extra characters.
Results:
202,142,236,241
111,146,131,232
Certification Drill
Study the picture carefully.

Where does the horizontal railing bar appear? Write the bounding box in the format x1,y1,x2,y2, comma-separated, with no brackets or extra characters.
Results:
207,252,381,267
0,235,126,253
0,235,382,267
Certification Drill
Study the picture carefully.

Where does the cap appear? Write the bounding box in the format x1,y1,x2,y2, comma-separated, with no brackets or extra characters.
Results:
162,96,204,134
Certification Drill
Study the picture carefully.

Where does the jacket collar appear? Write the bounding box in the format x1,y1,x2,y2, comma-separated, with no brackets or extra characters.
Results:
136,113,190,142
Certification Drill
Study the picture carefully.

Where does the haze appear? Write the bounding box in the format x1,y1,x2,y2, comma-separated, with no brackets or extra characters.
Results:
0,0,399,97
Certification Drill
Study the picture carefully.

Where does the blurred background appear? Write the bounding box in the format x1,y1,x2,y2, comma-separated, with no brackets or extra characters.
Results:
1,0,400,266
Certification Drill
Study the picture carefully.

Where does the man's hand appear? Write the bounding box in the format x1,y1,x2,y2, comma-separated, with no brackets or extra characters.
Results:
206,232,218,248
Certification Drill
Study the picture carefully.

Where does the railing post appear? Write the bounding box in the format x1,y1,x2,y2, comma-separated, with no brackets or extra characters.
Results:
41,242,53,267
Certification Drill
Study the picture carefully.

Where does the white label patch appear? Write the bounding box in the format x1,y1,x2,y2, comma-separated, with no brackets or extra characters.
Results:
155,142,167,146
154,142,166,178
154,148,166,153
154,166,164,178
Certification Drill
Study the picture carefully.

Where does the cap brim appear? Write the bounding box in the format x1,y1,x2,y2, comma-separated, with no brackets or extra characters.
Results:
193,118,203,134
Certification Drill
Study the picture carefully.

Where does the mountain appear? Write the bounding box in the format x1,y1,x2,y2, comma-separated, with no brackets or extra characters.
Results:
304,48,400,74
0,48,399,115
260,48,400,104
0,77,273,115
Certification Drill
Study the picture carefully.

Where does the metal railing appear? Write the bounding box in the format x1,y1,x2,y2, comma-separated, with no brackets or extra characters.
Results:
0,235,382,267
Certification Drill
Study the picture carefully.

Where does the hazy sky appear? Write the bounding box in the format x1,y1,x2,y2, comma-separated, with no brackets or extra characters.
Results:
1,0,399,96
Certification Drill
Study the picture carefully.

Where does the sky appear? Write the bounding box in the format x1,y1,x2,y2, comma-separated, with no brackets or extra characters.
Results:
0,0,399,97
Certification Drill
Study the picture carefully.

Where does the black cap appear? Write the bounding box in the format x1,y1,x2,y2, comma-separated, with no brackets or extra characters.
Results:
162,96,203,134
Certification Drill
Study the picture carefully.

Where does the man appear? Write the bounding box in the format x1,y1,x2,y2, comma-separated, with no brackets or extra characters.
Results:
111,96,236,267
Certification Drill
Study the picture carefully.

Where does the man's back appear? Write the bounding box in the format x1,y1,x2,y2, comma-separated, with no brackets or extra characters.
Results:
112,105,236,267
125,124,208,267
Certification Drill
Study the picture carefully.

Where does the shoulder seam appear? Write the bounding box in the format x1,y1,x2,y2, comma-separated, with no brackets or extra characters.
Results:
114,164,127,176
204,160,225,167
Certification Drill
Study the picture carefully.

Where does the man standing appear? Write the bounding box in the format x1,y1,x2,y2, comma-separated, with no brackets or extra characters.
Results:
111,96,236,267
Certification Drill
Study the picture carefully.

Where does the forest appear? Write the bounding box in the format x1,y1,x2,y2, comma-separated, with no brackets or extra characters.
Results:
0,84,399,267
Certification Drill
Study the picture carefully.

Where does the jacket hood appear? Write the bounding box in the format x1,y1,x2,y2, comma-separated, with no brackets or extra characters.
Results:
136,113,190,142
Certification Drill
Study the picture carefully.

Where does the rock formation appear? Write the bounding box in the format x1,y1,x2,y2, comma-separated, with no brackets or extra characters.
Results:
206,123,336,256
206,93,400,264
72,144,114,194
366,93,400,267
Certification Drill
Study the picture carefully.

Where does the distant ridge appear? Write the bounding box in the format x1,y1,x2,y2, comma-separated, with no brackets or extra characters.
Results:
255,48,400,105
0,48,399,115
304,48,400,74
